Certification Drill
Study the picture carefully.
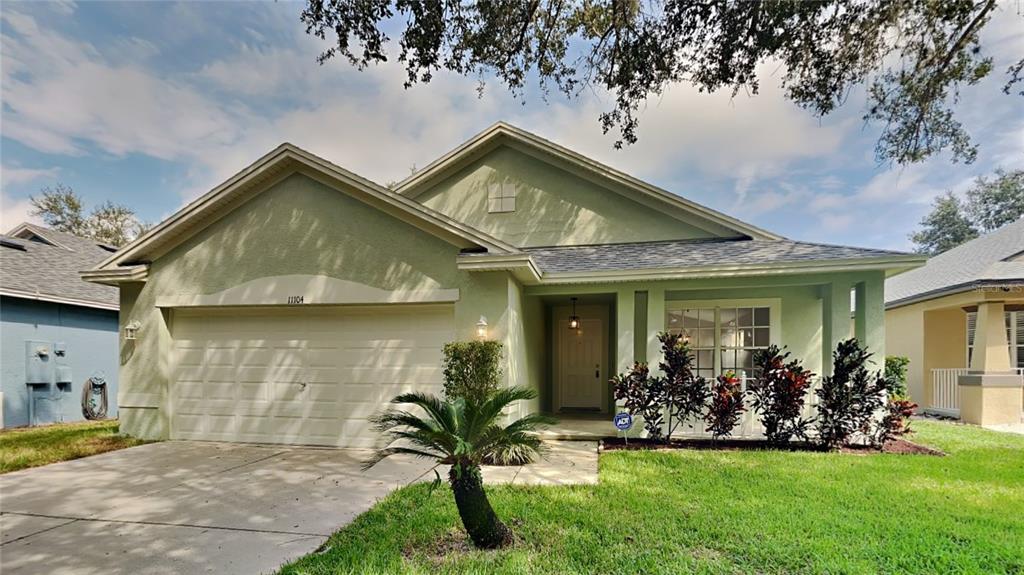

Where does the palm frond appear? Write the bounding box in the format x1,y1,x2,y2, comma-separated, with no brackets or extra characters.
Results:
466,386,539,441
371,409,439,434
389,391,459,434
478,425,548,465
361,446,444,471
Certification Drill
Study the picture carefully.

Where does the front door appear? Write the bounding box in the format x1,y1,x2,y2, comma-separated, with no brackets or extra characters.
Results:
558,317,604,411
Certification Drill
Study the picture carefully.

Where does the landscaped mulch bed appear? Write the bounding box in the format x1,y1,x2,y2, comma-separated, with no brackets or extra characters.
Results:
599,436,944,456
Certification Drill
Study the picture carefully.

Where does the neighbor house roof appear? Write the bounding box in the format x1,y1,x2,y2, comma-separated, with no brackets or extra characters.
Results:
395,122,783,241
1,223,119,310
885,218,1024,309
458,237,925,284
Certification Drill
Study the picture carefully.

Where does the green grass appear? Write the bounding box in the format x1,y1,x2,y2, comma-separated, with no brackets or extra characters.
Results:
0,420,148,474
281,421,1024,575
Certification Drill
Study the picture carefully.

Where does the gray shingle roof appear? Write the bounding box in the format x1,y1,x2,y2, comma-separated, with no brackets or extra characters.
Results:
488,238,914,274
1,223,119,308
885,218,1024,307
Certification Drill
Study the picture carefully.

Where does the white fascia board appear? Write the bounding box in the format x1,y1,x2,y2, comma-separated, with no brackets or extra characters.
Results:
535,256,927,285
0,288,119,311
457,254,543,284
90,144,519,273
80,264,149,286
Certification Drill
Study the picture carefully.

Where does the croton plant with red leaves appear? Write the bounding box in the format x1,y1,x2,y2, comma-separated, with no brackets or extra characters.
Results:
705,371,746,440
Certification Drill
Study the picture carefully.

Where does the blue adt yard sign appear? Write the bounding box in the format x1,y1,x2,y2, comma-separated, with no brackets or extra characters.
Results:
613,412,633,431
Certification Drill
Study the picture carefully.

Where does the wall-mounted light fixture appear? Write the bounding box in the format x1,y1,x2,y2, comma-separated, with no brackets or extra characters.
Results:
476,316,489,340
124,321,141,341
568,297,580,330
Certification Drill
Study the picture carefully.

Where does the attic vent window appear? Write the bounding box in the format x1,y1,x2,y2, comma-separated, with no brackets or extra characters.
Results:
487,182,516,213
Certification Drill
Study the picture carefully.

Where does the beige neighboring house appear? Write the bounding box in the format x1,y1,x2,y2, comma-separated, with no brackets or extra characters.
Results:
886,218,1024,426
83,122,925,447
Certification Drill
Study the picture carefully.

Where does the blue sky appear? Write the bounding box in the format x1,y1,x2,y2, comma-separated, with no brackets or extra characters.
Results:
2,1,1022,250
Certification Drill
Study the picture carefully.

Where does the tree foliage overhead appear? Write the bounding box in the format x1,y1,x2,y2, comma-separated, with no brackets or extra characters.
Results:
910,168,1024,254
301,0,1019,164
29,184,149,247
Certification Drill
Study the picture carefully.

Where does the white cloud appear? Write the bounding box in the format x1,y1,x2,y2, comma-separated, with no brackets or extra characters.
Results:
0,193,41,231
1,165,60,186
1,1,1020,253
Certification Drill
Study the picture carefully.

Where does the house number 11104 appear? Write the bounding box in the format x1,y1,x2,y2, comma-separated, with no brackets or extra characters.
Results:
287,296,304,304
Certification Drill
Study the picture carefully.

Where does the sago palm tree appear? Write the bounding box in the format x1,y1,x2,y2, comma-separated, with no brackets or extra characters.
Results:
363,386,555,549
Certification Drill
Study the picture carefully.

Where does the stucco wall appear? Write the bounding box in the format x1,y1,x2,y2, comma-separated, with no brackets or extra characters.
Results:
1,296,119,428
416,145,727,247
885,303,926,403
883,290,1019,407
117,173,512,439
531,271,887,382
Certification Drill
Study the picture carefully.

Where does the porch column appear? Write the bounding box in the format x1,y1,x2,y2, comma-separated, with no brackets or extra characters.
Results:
854,276,885,369
646,287,666,370
959,301,1023,426
616,288,636,374
821,281,851,376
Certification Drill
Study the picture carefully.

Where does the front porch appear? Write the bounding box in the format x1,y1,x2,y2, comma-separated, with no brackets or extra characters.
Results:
921,298,1024,425
516,272,887,439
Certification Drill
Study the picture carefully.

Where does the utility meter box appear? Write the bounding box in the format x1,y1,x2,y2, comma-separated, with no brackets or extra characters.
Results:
25,340,54,384
54,342,72,384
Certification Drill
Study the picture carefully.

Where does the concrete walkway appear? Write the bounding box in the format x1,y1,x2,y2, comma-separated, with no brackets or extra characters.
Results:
0,440,596,575
983,422,1024,435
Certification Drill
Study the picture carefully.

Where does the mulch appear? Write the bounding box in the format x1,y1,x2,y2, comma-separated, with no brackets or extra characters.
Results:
600,436,944,456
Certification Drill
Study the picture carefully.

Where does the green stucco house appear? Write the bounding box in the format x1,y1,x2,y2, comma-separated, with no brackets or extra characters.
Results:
84,122,925,446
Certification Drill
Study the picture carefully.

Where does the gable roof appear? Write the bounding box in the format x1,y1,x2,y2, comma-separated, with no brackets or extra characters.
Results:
86,143,519,281
885,218,1024,308
2,223,119,310
394,122,782,241
459,237,925,284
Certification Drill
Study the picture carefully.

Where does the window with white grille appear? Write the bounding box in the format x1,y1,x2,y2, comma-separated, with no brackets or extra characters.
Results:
666,300,778,386
487,182,516,213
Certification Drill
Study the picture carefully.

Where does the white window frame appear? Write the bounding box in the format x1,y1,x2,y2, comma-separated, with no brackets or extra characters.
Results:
665,298,782,387
487,181,516,213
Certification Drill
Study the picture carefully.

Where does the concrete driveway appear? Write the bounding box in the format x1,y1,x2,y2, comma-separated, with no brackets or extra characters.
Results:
0,440,597,575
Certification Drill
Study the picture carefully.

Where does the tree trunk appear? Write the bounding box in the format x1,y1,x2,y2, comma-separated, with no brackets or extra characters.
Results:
448,463,513,549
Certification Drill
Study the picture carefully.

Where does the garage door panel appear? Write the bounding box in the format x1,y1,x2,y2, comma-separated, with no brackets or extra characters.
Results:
171,305,453,446
176,348,206,365
204,381,237,400
305,348,339,367
237,346,272,366
306,383,339,402
272,348,305,367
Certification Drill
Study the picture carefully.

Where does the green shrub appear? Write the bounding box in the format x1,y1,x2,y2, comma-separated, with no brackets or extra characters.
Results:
441,340,503,403
815,339,891,450
610,362,666,440
884,356,911,398
705,371,746,440
611,332,710,442
750,345,815,446
659,332,709,440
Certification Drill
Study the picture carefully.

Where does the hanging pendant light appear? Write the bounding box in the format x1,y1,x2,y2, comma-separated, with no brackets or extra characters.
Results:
568,297,580,330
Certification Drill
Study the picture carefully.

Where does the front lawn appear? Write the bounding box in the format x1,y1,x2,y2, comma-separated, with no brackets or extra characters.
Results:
281,421,1024,574
0,420,148,474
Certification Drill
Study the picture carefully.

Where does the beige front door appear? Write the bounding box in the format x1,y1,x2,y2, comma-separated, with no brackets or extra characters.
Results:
557,318,605,411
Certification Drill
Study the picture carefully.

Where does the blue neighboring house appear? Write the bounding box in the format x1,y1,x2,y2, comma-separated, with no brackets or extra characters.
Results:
1,223,120,428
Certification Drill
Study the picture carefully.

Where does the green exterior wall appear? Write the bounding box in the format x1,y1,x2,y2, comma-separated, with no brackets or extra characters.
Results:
116,173,514,439
527,270,887,384
416,146,728,247
111,147,891,440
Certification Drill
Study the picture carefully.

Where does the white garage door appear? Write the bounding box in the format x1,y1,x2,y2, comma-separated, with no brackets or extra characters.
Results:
170,305,453,447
